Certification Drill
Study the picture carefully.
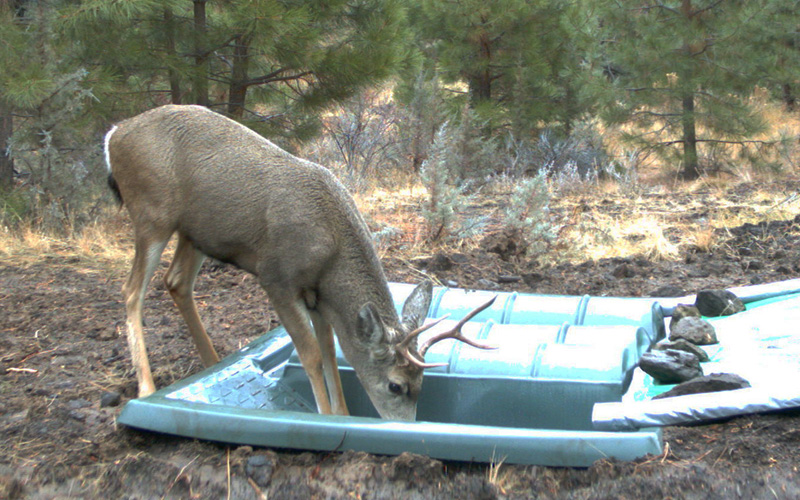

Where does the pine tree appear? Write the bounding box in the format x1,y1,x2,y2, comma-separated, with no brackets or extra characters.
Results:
0,1,103,228
601,0,799,179
407,0,601,136
63,0,409,139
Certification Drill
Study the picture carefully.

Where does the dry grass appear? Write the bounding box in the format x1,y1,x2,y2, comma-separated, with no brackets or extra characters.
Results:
0,211,134,272
2,168,799,273
600,88,800,181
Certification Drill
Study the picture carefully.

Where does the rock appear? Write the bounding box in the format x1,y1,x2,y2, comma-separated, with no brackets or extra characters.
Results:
653,339,709,362
695,289,745,317
612,264,635,279
522,273,545,286
68,410,86,422
650,285,686,298
745,260,764,270
639,349,703,384
384,452,443,482
477,278,499,290
429,253,454,271
100,391,122,408
687,268,711,278
652,373,751,399
670,317,718,345
67,399,91,410
1,409,29,427
669,304,701,332
482,228,529,261
450,253,469,264
245,451,278,488
51,355,87,367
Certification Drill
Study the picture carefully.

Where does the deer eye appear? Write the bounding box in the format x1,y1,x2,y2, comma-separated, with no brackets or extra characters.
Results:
388,382,403,395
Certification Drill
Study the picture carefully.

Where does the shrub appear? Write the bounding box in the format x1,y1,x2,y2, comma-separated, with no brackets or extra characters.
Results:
502,171,555,258
420,122,488,241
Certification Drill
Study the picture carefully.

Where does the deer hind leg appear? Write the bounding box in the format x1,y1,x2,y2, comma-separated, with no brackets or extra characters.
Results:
309,311,349,416
164,235,220,367
123,235,169,397
265,289,333,414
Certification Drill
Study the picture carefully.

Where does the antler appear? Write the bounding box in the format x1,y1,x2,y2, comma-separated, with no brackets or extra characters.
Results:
396,296,498,369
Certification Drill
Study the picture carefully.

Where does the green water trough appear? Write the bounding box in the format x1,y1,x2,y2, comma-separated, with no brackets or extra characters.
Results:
117,279,800,466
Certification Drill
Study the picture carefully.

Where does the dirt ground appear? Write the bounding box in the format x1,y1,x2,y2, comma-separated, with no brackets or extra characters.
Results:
2,182,800,499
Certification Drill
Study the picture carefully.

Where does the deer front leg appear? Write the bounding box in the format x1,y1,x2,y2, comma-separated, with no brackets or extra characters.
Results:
164,235,220,367
267,292,333,414
310,311,349,416
123,237,169,397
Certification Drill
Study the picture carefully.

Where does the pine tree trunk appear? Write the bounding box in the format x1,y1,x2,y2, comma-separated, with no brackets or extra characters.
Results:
0,100,12,191
468,31,492,105
783,83,796,112
192,0,209,107
164,8,182,104
680,92,700,180
228,35,250,119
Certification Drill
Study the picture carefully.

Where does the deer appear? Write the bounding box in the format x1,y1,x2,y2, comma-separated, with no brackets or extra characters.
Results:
104,105,495,421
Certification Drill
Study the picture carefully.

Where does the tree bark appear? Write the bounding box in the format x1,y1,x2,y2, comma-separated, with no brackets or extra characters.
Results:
228,35,250,119
679,92,700,180
192,0,209,107
0,100,12,191
678,0,700,180
164,8,182,104
468,31,492,105
783,83,796,112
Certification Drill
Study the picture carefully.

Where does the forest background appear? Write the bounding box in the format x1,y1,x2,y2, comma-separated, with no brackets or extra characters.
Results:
1,0,799,258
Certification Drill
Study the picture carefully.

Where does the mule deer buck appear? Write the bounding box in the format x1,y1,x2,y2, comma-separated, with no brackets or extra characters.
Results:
105,105,495,420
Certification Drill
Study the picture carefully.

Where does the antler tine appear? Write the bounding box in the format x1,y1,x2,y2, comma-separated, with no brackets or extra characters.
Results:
396,315,450,369
418,295,498,358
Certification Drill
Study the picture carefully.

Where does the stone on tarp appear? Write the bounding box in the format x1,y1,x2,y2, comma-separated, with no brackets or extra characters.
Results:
670,317,718,345
669,304,701,332
653,339,709,362
695,289,746,317
639,349,703,384
652,373,751,400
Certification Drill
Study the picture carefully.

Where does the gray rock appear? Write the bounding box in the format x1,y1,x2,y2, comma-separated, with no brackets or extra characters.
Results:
51,355,87,367
650,285,686,298
669,304,701,332
652,373,751,399
695,289,745,317
477,278,499,290
654,339,709,362
67,398,91,410
639,349,703,384
670,316,718,345
100,391,122,408
429,253,454,271
246,451,278,487
612,264,635,278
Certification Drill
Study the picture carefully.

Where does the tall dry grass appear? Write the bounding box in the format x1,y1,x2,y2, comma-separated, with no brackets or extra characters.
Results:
0,210,134,271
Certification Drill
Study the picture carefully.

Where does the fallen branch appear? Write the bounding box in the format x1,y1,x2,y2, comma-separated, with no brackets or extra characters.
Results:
6,367,38,374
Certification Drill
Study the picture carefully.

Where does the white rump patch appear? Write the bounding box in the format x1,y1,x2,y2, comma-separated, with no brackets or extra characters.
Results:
103,125,118,172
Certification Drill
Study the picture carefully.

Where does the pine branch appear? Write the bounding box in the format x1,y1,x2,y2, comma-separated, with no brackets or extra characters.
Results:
660,138,778,147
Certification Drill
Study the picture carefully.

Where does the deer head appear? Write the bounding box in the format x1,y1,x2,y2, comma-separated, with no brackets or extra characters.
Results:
347,282,497,420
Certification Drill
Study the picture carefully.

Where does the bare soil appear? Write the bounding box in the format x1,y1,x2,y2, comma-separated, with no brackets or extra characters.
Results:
2,182,800,499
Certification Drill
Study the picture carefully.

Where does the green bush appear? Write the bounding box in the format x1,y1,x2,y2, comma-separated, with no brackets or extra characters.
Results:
502,171,555,258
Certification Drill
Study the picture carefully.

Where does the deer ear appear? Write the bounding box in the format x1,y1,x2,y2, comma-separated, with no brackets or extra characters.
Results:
401,281,433,331
357,303,387,347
